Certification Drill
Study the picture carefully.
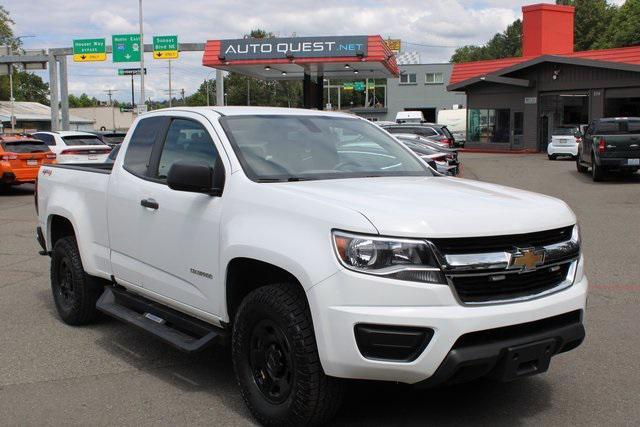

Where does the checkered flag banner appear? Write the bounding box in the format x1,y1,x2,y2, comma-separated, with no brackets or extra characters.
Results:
396,51,421,65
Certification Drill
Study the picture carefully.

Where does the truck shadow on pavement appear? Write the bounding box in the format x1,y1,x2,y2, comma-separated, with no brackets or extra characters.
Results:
571,170,640,185
331,377,551,426
0,184,34,197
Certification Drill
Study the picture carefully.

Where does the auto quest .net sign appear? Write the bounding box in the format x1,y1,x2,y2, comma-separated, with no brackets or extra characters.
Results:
220,36,368,60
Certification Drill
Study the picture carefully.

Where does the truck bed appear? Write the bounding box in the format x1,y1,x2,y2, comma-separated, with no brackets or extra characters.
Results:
38,162,113,278
46,162,114,174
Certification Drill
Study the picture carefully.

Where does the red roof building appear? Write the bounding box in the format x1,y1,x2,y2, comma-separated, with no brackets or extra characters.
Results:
447,3,640,152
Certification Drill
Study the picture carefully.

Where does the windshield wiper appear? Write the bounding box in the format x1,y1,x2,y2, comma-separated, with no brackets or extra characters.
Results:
256,177,315,183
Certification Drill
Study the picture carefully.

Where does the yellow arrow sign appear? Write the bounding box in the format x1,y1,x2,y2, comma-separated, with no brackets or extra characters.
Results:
153,50,178,59
73,52,107,62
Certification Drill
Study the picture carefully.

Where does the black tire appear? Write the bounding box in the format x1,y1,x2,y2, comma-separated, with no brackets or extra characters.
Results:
591,154,605,182
0,183,10,193
548,154,556,160
50,236,103,325
232,283,345,426
576,155,588,173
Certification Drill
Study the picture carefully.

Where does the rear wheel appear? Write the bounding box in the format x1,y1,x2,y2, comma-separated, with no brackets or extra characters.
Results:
591,154,606,182
232,283,345,426
50,236,103,325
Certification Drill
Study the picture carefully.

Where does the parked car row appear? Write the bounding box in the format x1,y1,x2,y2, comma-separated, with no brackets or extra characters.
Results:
0,129,128,192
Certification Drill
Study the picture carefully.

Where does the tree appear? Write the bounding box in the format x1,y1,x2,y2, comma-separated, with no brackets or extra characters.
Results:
0,5,51,105
594,0,640,49
451,20,522,63
68,93,100,108
557,0,617,50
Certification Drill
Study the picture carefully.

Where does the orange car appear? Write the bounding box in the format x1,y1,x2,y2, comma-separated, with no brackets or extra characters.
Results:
0,135,56,190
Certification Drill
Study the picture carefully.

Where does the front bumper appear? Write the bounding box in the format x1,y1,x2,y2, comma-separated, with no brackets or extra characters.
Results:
307,263,588,384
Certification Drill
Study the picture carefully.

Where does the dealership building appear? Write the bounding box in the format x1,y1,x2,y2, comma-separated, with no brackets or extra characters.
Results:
352,60,466,123
448,3,640,151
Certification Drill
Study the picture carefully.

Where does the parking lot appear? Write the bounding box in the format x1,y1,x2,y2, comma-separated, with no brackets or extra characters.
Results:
1,152,638,426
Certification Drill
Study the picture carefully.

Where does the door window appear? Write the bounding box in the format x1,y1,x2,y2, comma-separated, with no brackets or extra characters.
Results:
155,119,218,181
123,116,166,177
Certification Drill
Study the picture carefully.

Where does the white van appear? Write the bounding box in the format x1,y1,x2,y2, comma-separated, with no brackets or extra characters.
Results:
437,108,467,144
395,111,424,123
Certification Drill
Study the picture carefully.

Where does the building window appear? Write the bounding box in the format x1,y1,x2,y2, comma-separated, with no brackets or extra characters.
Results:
425,73,444,84
467,109,511,143
399,73,417,84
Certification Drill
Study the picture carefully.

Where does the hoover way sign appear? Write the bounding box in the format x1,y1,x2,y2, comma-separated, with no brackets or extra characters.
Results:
220,36,368,61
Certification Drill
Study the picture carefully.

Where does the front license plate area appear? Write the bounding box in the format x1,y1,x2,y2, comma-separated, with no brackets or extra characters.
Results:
88,155,98,160
493,338,555,381
627,158,639,166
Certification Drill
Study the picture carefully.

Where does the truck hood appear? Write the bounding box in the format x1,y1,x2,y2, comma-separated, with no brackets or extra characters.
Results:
273,176,575,238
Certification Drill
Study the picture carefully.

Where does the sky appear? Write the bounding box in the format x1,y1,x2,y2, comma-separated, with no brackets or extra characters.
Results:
5,0,627,103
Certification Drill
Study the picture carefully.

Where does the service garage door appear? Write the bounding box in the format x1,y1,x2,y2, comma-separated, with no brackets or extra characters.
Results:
605,88,640,117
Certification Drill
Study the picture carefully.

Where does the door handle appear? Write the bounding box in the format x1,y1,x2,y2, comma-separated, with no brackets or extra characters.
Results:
140,198,159,210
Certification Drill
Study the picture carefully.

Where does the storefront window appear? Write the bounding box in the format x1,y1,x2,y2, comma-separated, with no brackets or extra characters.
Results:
467,109,511,143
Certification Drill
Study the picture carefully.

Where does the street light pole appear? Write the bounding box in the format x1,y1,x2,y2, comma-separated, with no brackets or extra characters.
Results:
138,0,145,113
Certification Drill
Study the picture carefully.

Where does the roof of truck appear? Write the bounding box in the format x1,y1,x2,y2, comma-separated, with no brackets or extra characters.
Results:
151,106,357,118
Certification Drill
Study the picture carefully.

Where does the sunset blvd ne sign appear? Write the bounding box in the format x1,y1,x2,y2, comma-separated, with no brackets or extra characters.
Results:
153,35,178,59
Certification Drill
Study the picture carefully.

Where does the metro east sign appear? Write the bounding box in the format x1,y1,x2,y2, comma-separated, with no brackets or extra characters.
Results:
220,36,368,60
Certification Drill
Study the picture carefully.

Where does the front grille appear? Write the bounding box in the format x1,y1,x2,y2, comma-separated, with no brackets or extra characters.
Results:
431,226,573,254
451,263,571,304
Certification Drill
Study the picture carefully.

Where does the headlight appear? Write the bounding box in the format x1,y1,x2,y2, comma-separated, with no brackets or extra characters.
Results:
332,231,446,284
571,223,581,245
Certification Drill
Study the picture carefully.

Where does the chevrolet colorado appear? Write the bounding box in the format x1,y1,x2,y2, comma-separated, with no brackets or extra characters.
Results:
36,107,587,426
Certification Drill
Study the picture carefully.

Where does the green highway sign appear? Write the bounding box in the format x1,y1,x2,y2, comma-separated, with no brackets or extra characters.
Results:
354,81,366,91
117,68,147,76
73,38,106,62
112,34,141,62
342,82,354,90
153,35,178,59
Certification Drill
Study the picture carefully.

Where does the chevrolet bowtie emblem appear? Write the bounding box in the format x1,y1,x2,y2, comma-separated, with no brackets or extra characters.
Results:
509,248,545,271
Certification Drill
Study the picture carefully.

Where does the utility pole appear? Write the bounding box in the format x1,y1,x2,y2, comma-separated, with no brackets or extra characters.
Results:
130,74,135,107
104,89,118,131
8,52,14,132
205,78,209,106
168,60,172,107
180,88,185,105
138,0,145,113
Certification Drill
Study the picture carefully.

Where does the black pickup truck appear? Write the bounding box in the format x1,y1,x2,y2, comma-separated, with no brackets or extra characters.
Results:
577,117,640,181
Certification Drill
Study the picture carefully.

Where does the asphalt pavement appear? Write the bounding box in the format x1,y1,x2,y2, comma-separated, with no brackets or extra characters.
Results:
1,153,639,426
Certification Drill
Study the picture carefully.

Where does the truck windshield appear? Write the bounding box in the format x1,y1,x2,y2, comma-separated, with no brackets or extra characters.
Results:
221,115,431,182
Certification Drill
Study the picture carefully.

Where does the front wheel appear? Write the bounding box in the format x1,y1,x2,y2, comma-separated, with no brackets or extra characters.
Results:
548,154,556,160
576,155,588,173
232,283,345,426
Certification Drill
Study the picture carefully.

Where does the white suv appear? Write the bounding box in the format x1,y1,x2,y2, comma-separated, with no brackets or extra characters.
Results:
32,131,111,164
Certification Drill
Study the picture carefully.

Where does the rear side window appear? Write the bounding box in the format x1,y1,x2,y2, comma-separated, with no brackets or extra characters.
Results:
34,133,55,146
1,140,49,153
595,120,640,135
155,119,218,180
124,117,166,176
62,135,104,146
440,127,453,139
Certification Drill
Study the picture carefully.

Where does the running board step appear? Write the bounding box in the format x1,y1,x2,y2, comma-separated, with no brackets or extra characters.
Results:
96,287,225,353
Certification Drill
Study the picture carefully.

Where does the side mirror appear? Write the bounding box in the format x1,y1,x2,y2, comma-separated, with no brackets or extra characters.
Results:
167,161,223,196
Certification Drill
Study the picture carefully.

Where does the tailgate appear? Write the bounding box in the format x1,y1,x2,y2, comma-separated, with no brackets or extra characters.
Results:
599,135,640,159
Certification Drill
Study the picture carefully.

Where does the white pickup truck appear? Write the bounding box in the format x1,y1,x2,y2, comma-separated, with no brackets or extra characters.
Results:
36,107,587,426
